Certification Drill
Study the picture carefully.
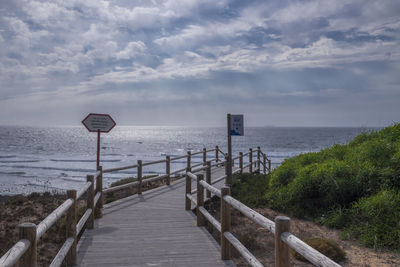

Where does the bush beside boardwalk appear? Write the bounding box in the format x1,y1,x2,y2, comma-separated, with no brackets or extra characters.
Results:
265,124,400,251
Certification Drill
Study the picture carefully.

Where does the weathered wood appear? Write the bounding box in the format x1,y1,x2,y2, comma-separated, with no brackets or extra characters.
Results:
102,164,137,173
197,174,205,227
203,148,207,165
103,180,139,194
87,175,95,229
142,159,167,166
18,223,36,267
224,232,263,267
249,148,253,173
187,151,191,171
206,162,211,198
66,190,77,265
94,192,101,207
77,208,92,234
281,232,341,267
275,216,290,267
262,154,267,174
96,165,103,208
192,162,204,168
0,239,30,267
166,156,171,185
224,195,275,234
170,154,188,161
211,175,227,185
138,160,143,195
215,145,219,162
77,181,91,200
186,193,197,206
221,186,231,260
49,237,74,267
268,159,271,175
185,168,192,210
170,167,187,176
36,198,73,239
200,180,221,198
257,147,261,171
199,207,221,232
77,168,234,267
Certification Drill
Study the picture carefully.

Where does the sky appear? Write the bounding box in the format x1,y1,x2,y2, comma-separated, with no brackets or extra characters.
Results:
0,0,399,127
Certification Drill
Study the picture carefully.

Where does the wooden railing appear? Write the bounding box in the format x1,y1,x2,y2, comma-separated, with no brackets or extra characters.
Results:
0,169,103,267
0,145,271,267
185,167,342,267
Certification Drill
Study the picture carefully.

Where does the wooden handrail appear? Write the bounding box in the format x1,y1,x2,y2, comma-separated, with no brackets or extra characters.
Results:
142,159,167,166
103,164,137,173
0,239,30,267
37,198,73,239
185,169,342,267
49,237,74,267
2,146,273,266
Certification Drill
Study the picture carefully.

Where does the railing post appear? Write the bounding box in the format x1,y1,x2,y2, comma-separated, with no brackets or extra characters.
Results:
87,175,95,229
249,148,253,173
239,152,243,174
185,167,191,210
138,160,142,194
215,146,219,162
206,161,211,199
196,174,205,227
18,223,37,267
257,146,261,172
268,159,272,175
275,216,291,267
187,151,191,171
203,148,207,166
166,155,171,185
263,154,267,174
96,165,103,209
66,189,77,265
221,186,231,260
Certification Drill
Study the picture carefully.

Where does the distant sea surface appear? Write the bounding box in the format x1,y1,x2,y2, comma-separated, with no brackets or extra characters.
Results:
0,126,377,195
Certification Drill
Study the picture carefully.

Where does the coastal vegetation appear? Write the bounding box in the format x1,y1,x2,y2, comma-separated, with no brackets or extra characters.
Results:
232,124,400,252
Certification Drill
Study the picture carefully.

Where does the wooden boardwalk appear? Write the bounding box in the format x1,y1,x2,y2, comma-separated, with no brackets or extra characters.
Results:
76,166,236,266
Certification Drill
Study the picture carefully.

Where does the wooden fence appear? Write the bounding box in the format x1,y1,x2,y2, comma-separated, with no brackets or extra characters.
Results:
185,167,342,267
0,146,270,267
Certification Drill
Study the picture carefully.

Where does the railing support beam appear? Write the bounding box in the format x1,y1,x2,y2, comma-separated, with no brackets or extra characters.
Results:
87,175,95,229
138,160,142,194
196,174,205,227
249,148,253,173
275,216,291,267
239,152,243,174
96,165,103,209
18,223,37,267
185,168,191,210
206,161,211,198
66,190,77,265
221,186,231,260
166,156,171,185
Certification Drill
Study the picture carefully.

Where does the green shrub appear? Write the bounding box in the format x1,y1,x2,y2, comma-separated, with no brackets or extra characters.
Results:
266,124,400,251
232,173,269,208
347,190,400,250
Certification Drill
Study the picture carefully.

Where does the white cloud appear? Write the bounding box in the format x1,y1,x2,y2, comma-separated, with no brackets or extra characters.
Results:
116,41,147,59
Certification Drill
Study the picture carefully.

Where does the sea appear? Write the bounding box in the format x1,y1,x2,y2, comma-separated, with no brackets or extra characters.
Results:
0,126,377,195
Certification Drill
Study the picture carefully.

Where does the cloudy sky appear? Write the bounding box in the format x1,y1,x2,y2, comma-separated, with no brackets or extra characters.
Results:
0,0,399,127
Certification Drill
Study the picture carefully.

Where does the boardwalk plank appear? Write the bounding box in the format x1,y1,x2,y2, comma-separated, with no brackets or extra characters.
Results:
77,167,237,266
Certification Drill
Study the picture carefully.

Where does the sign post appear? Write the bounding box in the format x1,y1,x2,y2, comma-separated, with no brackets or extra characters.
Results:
82,113,116,168
226,114,244,186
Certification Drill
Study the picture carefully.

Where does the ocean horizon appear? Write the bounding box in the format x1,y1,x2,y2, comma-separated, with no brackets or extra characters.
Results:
0,125,378,195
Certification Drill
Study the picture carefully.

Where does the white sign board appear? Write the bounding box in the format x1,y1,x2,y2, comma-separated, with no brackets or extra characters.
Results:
82,113,116,133
230,114,244,136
